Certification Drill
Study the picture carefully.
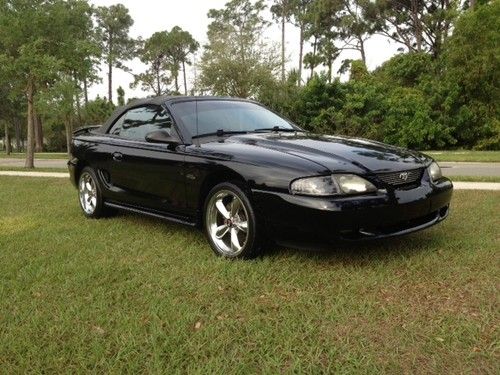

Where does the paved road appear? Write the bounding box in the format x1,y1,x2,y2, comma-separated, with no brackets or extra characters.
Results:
0,158,499,177
0,158,68,169
440,162,500,177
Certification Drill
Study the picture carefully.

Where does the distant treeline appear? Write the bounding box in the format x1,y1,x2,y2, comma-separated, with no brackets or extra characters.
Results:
0,0,498,165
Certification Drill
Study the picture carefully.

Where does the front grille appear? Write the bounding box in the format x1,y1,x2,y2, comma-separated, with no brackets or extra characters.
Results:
376,168,424,187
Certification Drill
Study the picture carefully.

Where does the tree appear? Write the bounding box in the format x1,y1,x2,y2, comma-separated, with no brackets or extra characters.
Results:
82,96,115,125
0,0,66,167
199,0,280,98
436,0,500,148
337,0,379,64
289,0,314,85
117,86,125,106
0,0,97,165
164,26,199,95
36,78,79,155
374,0,460,56
131,31,172,96
95,4,135,104
270,0,294,81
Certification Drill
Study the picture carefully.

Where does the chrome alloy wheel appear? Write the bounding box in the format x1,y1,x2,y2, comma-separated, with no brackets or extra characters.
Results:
206,190,249,256
79,172,98,215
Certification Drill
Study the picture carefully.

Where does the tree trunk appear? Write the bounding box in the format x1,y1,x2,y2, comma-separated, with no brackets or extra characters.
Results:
14,119,21,152
34,109,43,152
310,36,317,80
182,60,188,96
327,59,333,83
156,70,161,96
298,26,304,86
359,37,367,64
470,0,476,9
4,123,11,155
75,90,82,127
281,13,286,82
65,117,72,157
25,79,35,169
174,73,179,93
411,0,422,52
108,59,113,103
83,77,89,106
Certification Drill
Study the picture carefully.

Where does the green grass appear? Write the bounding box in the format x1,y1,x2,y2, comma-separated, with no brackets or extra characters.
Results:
0,177,498,373
423,150,500,163
0,152,67,159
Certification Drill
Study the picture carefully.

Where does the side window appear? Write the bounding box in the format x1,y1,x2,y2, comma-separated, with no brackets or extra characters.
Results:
107,105,173,141
108,113,126,136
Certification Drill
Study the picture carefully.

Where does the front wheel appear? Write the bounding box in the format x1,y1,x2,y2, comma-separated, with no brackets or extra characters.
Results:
204,182,262,259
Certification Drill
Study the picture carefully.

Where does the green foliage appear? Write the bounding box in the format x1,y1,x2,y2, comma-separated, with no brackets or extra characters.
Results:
436,0,500,149
199,0,280,98
95,3,135,103
262,2,499,150
132,26,199,96
131,31,172,96
117,86,125,106
82,96,115,125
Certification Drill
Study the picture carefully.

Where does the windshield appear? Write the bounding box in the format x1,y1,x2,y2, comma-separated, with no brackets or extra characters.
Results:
171,100,296,137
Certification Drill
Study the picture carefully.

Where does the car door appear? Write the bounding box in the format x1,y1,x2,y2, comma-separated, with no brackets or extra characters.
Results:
105,105,187,216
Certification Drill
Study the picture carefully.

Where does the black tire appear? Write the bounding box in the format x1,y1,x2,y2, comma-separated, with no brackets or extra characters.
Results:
203,182,263,259
77,167,113,219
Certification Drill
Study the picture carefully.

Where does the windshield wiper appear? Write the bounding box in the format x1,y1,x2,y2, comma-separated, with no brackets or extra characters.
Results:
192,129,249,139
253,126,297,133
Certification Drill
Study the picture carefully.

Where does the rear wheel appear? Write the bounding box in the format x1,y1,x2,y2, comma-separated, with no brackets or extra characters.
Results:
78,167,112,218
204,182,262,259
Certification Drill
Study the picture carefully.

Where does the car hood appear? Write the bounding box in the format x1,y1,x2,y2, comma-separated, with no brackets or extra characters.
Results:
226,132,430,173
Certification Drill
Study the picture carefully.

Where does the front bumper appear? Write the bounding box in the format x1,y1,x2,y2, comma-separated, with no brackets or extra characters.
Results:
252,178,453,243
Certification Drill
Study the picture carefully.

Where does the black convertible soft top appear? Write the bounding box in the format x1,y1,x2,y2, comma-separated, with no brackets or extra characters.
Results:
94,95,244,134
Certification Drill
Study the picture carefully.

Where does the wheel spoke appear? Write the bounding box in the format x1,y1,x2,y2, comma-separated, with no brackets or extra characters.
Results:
86,181,93,191
236,220,248,232
215,199,230,219
230,228,241,252
230,198,241,216
215,225,229,239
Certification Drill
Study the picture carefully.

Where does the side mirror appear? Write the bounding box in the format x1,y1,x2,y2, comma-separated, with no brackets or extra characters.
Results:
145,130,180,147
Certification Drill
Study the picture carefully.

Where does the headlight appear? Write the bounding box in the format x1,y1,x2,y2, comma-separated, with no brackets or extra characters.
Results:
428,162,442,182
290,176,339,196
336,174,377,194
290,174,377,196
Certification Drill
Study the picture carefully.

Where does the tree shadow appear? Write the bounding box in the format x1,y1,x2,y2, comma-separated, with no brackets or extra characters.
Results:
264,231,444,266
114,210,445,266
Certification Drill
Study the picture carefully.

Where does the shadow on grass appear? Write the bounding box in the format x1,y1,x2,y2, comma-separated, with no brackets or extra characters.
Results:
115,209,443,266
268,234,439,263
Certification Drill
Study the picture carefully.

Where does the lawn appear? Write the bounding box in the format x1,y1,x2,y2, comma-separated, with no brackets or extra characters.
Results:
423,150,500,163
0,177,498,373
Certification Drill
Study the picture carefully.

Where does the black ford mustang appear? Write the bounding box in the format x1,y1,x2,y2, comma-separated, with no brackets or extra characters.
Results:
69,96,453,258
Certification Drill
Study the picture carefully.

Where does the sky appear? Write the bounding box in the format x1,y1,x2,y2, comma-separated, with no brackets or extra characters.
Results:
88,0,401,102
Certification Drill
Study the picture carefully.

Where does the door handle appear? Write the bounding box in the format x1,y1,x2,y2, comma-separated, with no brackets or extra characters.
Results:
112,152,123,161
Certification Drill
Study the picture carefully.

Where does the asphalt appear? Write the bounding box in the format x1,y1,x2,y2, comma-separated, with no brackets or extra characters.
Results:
439,162,500,177
0,158,69,169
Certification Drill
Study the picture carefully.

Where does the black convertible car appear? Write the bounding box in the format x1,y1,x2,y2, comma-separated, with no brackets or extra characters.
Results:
69,96,453,258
